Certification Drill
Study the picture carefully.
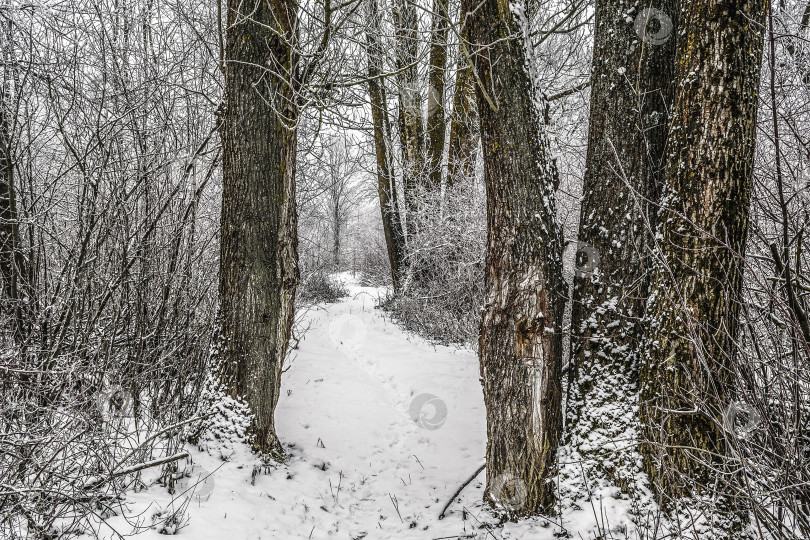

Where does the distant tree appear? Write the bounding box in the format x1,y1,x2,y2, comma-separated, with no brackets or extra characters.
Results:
318,135,363,272
366,0,407,290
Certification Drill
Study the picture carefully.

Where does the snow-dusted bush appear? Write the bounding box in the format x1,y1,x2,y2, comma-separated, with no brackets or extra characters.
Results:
386,180,486,347
0,0,219,533
297,271,350,305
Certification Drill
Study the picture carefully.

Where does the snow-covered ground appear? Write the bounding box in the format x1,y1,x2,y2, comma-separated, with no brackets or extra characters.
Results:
101,279,640,539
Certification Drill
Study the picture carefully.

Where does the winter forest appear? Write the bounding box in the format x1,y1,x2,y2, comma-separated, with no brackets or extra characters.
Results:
2,0,810,537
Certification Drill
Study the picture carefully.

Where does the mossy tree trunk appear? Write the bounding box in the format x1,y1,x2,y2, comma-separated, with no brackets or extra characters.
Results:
393,0,423,236
566,0,678,493
425,0,448,190
466,0,566,514
446,7,478,186
639,0,766,530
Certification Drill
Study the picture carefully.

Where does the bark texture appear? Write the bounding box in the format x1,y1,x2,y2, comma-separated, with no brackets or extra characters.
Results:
0,82,26,342
466,0,566,514
217,0,299,459
566,0,678,493
446,10,478,185
425,0,449,189
639,0,766,528
393,0,424,232
367,0,406,290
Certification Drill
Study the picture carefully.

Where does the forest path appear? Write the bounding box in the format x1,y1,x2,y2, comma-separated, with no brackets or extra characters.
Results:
109,278,623,539
112,280,497,539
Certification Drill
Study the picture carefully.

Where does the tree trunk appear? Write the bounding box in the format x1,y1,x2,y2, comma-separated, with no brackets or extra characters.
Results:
393,0,423,234
0,79,26,343
446,6,478,185
639,0,766,529
217,0,299,459
467,0,566,514
332,201,340,271
425,0,448,190
366,0,406,291
566,0,677,493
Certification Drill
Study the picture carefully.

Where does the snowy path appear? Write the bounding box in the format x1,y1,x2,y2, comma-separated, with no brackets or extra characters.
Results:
106,282,632,539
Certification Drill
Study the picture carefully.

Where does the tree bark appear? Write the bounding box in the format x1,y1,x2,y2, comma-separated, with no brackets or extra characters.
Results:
366,0,406,291
467,0,566,514
639,0,766,529
425,0,448,190
446,6,478,185
0,77,26,342
332,200,340,271
217,0,299,459
393,0,423,234
566,0,677,493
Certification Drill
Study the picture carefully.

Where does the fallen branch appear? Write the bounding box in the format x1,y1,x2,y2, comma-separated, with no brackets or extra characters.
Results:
438,462,485,519
85,451,190,490
114,412,215,470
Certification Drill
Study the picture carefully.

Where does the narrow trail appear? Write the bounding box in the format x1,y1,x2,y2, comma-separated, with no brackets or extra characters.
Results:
109,281,622,539
114,283,494,539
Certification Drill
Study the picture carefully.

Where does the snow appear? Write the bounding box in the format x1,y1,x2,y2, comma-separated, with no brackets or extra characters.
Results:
95,277,649,539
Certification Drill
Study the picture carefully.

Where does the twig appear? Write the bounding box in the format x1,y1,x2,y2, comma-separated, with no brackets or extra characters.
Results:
113,412,215,471
438,462,486,519
389,493,403,522
85,451,190,489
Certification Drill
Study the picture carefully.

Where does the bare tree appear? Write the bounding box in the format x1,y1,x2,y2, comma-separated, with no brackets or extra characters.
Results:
639,0,767,532
216,0,300,458
317,134,364,271
0,19,27,344
425,0,449,189
393,0,424,235
446,52,477,185
466,0,566,514
366,0,407,290
215,0,366,457
565,0,678,495
1,0,222,533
